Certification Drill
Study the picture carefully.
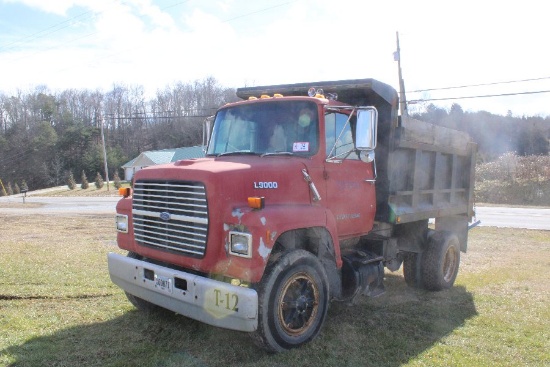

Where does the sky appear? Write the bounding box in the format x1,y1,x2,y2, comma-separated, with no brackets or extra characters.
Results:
1,0,549,117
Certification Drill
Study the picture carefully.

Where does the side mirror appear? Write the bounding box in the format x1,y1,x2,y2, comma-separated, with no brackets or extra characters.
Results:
356,108,378,151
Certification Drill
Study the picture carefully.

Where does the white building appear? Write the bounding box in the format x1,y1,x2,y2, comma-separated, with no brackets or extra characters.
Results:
121,146,205,181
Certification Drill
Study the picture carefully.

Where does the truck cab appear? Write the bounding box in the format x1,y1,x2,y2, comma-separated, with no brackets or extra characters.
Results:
109,78,476,352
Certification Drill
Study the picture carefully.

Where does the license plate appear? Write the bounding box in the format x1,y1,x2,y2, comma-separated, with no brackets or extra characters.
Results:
154,274,172,294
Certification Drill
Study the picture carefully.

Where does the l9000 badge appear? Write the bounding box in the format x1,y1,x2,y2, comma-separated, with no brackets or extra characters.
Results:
254,181,278,189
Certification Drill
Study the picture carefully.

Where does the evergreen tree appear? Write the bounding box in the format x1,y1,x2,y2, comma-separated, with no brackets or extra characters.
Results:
14,183,20,194
7,182,13,196
95,172,104,189
67,172,77,190
0,184,6,197
113,170,122,189
81,170,89,189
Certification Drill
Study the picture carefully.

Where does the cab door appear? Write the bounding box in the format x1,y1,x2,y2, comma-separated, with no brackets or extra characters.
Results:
323,111,376,237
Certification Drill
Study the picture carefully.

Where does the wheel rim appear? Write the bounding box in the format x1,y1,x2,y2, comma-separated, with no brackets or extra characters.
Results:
442,246,458,283
277,272,320,336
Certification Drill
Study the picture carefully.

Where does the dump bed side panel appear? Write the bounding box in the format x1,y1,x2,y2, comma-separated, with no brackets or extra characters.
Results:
385,117,476,225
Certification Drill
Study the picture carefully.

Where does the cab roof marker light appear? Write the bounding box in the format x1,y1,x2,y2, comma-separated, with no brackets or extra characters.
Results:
273,93,283,98
308,87,325,99
260,94,270,99
248,96,257,100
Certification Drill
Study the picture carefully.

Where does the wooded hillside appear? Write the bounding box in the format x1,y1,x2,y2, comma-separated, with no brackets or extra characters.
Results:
0,77,548,193
411,103,549,161
0,77,237,191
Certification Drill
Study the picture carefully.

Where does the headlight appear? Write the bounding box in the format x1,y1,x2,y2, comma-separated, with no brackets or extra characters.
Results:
229,231,252,258
115,214,128,233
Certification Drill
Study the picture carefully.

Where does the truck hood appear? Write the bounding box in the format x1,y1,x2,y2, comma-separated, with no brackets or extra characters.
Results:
134,156,318,206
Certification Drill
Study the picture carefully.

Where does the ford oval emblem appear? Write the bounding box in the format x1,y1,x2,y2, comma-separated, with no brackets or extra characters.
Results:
159,212,171,221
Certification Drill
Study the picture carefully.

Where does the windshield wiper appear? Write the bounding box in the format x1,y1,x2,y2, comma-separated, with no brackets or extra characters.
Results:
261,151,295,157
217,150,258,157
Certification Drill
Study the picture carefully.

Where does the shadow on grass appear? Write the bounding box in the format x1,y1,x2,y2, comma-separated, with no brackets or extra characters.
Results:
2,274,477,367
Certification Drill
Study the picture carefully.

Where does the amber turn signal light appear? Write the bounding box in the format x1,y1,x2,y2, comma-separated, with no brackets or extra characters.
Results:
119,187,132,198
248,196,265,209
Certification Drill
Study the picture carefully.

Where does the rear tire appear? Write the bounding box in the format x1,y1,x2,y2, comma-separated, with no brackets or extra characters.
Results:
251,250,329,352
421,231,461,291
402,252,423,288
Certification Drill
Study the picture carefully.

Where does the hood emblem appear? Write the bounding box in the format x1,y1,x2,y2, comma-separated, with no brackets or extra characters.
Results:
159,212,171,221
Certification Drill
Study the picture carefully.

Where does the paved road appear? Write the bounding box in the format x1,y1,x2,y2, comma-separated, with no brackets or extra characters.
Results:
0,195,118,215
473,206,550,231
0,195,548,230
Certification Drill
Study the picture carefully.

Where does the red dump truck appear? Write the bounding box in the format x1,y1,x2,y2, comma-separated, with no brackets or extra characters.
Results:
108,78,476,352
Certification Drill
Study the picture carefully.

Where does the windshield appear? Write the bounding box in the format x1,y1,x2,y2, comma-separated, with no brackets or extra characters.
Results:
206,100,319,156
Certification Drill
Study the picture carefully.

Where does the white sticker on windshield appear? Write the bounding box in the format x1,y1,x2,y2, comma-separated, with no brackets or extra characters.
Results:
293,142,309,152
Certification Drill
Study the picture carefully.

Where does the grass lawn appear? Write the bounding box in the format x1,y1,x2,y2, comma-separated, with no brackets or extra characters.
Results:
0,214,548,366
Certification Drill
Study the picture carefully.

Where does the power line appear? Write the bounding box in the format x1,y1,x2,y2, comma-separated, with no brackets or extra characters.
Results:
222,1,297,23
1,0,188,62
38,0,296,85
104,106,218,117
11,31,98,63
0,0,119,53
2,0,293,72
104,114,212,120
160,0,191,11
408,89,550,104
408,76,550,93
0,0,300,98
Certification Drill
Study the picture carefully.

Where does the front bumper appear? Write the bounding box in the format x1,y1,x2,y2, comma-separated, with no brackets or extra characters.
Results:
108,253,258,332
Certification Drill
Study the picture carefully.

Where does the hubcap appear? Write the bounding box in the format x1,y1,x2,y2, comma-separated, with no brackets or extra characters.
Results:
278,272,319,336
442,246,457,283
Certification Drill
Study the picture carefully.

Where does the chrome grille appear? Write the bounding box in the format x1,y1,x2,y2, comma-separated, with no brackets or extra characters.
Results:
133,180,208,257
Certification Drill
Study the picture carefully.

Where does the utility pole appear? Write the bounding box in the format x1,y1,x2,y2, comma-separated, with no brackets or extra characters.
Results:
395,31,408,118
100,113,110,191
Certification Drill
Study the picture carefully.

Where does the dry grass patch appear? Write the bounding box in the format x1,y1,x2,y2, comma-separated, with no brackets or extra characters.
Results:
29,183,130,197
0,202,44,209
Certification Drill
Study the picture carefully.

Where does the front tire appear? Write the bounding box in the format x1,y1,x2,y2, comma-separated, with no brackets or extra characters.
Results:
251,250,329,352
